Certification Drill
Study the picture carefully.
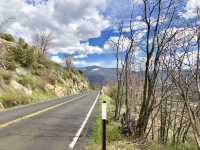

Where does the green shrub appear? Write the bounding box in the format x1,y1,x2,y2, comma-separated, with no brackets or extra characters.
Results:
107,123,121,142
25,46,38,67
168,143,197,150
38,56,53,68
47,73,57,85
35,79,47,92
62,72,68,80
32,89,56,101
6,60,17,70
12,47,32,68
78,69,83,74
0,90,32,108
88,109,102,149
5,43,38,68
62,70,74,80
5,46,26,66
56,75,64,84
0,33,15,42
31,63,44,76
0,70,12,84
17,75,34,88
18,38,28,49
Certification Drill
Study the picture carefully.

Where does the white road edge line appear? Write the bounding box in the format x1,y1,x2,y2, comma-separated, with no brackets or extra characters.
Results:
69,92,100,149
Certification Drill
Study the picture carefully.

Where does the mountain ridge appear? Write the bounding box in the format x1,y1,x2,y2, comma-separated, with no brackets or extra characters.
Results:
78,65,117,86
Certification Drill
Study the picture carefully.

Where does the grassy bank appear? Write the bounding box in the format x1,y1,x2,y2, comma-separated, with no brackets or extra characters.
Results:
87,94,197,150
87,94,134,150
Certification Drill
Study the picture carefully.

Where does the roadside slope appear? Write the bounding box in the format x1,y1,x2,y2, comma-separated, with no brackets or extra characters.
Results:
0,33,89,109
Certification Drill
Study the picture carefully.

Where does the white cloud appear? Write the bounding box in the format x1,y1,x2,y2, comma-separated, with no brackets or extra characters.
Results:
73,60,115,68
134,30,146,42
49,42,104,55
50,55,115,68
74,54,88,59
123,21,146,32
132,0,143,5
105,0,133,23
103,34,142,52
182,0,200,18
0,0,110,55
103,36,131,52
73,60,102,67
136,16,142,20
50,55,64,64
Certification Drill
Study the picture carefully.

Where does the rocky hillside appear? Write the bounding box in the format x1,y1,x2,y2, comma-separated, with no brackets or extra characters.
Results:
0,33,89,109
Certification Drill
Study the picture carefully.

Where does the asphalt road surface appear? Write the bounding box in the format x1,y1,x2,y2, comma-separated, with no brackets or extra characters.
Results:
0,91,99,150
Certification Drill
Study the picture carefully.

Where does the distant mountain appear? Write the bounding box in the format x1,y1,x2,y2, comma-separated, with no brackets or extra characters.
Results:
79,65,145,86
79,66,117,86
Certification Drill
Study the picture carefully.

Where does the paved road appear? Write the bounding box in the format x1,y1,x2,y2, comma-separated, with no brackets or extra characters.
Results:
0,91,99,150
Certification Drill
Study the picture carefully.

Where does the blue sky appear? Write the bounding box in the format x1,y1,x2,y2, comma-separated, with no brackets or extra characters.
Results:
0,0,199,68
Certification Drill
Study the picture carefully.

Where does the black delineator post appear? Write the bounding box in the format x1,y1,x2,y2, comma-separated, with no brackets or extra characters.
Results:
102,101,107,150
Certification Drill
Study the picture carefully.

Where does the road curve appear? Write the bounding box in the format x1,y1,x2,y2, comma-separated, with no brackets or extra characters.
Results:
0,91,99,150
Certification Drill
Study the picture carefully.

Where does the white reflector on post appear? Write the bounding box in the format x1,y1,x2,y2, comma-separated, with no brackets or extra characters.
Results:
102,101,107,120
102,100,107,150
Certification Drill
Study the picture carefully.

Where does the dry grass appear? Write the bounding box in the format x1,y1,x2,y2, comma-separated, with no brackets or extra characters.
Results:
86,93,198,150
107,139,136,150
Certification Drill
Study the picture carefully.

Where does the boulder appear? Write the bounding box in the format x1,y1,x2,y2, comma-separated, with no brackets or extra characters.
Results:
16,67,29,76
10,80,32,96
55,85,65,97
45,83,54,90
0,102,5,111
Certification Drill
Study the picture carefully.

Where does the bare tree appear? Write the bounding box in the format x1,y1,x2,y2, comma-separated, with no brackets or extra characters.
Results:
161,25,200,148
135,0,177,138
111,0,200,148
195,8,200,120
110,22,124,120
64,54,73,69
33,32,54,55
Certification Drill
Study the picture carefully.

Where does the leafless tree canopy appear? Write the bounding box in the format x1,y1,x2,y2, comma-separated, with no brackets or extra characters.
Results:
64,54,73,69
33,32,54,55
111,0,200,149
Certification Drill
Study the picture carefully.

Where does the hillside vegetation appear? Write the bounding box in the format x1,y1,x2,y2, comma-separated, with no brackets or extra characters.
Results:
0,33,89,109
